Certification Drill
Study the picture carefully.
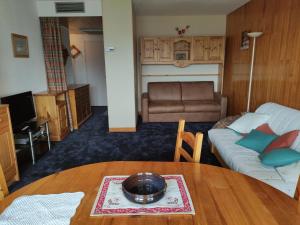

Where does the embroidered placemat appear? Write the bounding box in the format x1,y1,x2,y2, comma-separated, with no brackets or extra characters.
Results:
90,175,195,216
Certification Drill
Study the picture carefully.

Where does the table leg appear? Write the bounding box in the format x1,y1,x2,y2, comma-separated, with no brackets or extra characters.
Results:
45,122,51,151
28,131,36,165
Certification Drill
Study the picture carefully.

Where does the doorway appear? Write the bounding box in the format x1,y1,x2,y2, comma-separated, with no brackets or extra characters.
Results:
63,17,107,106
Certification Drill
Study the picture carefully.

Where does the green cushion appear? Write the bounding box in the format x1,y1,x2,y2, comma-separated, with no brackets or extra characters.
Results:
260,148,300,167
236,129,277,153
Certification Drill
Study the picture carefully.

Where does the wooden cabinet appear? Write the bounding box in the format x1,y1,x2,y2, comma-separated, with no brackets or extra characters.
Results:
0,105,19,185
158,38,174,62
34,91,69,141
192,37,207,61
141,38,174,63
140,36,225,66
141,38,158,63
68,84,92,130
192,36,225,62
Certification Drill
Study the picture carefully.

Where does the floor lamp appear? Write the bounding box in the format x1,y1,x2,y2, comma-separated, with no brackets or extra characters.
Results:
246,32,263,112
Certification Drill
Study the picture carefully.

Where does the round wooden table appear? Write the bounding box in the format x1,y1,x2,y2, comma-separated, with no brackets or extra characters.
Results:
1,162,299,225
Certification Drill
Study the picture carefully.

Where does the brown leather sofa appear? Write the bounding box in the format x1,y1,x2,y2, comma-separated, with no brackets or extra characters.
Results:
142,81,227,122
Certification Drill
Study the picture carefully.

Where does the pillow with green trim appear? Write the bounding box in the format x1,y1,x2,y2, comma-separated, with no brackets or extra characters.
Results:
260,148,300,167
236,129,277,153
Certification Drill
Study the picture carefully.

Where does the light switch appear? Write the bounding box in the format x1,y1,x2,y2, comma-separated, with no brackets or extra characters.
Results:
105,46,115,52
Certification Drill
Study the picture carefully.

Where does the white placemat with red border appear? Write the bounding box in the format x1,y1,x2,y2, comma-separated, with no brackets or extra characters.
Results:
90,175,195,216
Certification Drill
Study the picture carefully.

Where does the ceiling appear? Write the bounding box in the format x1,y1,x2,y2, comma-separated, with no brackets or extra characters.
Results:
36,0,250,16
133,0,250,16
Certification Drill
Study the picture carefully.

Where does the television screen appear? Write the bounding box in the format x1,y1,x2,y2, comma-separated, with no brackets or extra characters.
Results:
1,91,36,130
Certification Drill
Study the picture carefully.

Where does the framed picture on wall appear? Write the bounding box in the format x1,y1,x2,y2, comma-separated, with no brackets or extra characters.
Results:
240,31,250,50
11,33,29,58
175,51,189,60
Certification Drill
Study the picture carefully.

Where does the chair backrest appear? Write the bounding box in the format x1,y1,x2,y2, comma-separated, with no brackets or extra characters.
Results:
174,120,203,163
0,163,8,200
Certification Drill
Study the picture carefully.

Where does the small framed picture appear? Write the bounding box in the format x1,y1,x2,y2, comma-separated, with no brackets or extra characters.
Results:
175,51,188,60
11,33,29,58
240,31,250,50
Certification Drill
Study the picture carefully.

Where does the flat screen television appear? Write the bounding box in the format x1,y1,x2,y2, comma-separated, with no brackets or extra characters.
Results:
1,91,36,131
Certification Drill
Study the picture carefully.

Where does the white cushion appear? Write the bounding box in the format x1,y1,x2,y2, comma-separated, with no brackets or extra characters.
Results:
209,102,300,197
208,128,297,197
255,103,300,183
262,179,296,197
227,112,270,134
276,162,300,182
208,129,282,180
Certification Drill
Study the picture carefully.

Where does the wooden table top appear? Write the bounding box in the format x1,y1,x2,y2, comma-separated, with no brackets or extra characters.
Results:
1,162,299,225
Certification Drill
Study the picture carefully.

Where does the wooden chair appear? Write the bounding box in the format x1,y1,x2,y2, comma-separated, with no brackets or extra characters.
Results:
174,120,203,163
0,164,8,200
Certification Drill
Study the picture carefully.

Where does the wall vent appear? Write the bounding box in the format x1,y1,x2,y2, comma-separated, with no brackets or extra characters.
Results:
55,2,85,13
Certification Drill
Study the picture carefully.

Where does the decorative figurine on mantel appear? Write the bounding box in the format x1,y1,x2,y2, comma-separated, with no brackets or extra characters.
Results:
175,25,190,37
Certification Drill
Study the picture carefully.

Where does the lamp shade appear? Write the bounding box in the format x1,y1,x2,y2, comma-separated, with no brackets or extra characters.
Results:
247,32,263,38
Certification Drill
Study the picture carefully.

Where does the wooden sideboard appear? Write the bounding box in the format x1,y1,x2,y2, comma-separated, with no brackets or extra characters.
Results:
0,105,19,185
34,91,69,141
68,84,92,130
140,36,225,67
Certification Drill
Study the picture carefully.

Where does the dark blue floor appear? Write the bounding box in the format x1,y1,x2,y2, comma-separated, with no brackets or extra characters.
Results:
10,107,220,192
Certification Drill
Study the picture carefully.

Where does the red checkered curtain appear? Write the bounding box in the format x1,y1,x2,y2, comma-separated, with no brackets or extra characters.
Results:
40,17,67,91
40,17,73,130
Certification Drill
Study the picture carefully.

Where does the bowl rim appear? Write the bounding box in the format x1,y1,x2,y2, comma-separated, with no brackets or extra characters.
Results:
122,172,167,198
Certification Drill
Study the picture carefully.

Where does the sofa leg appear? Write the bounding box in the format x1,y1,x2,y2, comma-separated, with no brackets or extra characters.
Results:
211,144,216,154
210,144,229,168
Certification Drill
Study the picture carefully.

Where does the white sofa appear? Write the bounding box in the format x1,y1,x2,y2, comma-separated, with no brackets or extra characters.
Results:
208,102,300,197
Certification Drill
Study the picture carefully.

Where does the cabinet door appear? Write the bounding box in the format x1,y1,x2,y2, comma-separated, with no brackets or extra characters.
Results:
0,107,19,184
0,130,17,184
192,37,208,61
141,38,158,63
58,104,69,138
207,37,224,61
158,38,173,62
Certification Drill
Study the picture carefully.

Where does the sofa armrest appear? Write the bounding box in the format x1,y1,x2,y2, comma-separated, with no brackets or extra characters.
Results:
142,93,149,122
214,93,228,119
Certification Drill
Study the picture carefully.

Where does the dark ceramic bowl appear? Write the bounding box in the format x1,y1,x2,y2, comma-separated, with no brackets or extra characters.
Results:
122,172,167,204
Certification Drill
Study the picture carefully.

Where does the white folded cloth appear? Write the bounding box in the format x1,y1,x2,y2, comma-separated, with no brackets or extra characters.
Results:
0,192,84,225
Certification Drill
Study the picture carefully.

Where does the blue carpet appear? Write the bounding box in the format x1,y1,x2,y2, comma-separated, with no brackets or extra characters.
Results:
10,107,220,192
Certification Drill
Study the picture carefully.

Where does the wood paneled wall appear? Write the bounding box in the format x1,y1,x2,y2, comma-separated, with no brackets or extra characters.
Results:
223,0,300,115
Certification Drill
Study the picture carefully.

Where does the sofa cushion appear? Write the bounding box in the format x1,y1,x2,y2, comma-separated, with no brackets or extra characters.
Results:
149,101,184,113
255,103,300,145
148,82,181,101
183,100,221,112
260,148,300,167
236,129,277,153
256,123,275,135
264,130,299,153
181,82,214,101
227,113,270,134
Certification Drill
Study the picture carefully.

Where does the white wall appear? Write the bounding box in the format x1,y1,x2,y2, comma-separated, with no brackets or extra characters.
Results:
136,15,226,37
136,15,226,110
102,0,137,129
61,26,76,85
36,0,102,17
0,0,47,98
70,34,107,106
